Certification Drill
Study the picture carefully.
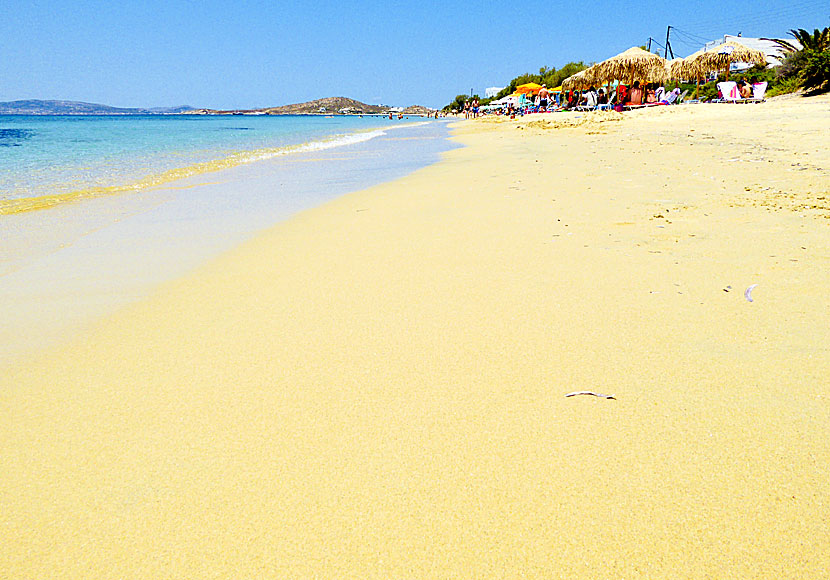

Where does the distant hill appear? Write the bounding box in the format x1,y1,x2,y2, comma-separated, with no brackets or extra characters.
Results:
402,105,435,115
0,100,194,115
263,97,389,115
187,97,434,116
0,98,435,117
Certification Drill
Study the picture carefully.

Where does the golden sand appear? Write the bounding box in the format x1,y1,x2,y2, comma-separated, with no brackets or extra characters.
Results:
2,95,829,578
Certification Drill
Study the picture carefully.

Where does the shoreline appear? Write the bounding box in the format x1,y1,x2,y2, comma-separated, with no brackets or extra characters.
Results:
0,118,434,215
2,95,829,577
0,120,457,367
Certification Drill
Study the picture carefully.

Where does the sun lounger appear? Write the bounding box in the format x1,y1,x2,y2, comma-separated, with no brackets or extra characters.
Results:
750,82,768,102
594,91,616,111
623,101,670,110
715,81,740,103
661,89,680,104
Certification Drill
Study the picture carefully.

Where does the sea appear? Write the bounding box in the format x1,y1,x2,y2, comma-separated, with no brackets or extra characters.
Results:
0,114,458,364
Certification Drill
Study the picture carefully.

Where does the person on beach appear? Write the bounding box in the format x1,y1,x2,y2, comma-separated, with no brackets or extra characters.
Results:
565,90,577,109
472,97,479,118
739,80,753,99
613,84,627,111
628,81,643,105
538,85,550,112
583,86,598,109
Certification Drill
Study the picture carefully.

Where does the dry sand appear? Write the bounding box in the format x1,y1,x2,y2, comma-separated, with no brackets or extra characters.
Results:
2,95,829,578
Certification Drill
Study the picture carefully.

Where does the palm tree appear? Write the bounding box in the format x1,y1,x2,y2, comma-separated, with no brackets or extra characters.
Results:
768,28,830,53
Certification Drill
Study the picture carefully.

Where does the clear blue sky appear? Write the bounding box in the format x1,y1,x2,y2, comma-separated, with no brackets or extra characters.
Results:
1,0,826,109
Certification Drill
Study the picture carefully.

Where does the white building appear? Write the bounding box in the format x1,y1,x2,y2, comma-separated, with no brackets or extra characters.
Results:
485,86,505,98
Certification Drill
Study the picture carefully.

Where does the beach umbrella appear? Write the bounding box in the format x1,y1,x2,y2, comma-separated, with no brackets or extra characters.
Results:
588,47,667,85
689,41,766,80
668,55,699,80
561,69,594,90
515,82,543,94
668,49,708,98
493,95,520,106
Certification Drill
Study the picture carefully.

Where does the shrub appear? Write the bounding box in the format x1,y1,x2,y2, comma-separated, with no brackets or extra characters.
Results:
801,50,830,91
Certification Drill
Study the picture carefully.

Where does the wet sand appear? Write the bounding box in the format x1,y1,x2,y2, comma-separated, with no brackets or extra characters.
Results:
2,95,829,578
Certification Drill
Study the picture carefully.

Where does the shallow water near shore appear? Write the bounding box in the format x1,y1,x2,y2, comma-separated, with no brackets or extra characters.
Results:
0,119,458,365
0,114,405,208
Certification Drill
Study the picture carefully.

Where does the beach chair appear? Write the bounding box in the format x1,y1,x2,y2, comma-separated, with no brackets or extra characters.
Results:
715,81,740,103
676,89,689,103
750,82,768,102
574,91,599,112
661,89,680,104
596,91,616,111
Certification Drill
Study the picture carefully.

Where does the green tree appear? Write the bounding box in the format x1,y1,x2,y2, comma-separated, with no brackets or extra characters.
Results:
771,28,830,52
444,94,469,112
489,61,589,102
801,49,830,91
770,27,830,93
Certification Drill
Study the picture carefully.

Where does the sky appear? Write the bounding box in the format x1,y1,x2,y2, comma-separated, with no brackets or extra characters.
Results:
1,0,826,109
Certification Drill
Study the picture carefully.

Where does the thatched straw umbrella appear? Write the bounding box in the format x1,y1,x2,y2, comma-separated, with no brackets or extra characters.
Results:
666,58,686,81
668,50,707,98
561,69,594,90
588,47,667,85
689,41,766,80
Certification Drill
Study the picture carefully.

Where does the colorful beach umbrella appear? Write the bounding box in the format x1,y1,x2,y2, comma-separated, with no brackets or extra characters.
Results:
515,83,543,94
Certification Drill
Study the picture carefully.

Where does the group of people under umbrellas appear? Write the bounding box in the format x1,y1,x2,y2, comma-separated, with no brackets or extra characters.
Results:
494,42,766,115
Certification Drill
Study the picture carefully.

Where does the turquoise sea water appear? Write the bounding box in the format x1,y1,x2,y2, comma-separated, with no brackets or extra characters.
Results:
0,114,457,364
0,114,403,206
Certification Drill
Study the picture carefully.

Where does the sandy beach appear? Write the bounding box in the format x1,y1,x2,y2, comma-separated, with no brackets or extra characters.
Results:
2,95,829,578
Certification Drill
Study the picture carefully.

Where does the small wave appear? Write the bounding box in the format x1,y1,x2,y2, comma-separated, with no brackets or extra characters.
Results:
0,128,388,215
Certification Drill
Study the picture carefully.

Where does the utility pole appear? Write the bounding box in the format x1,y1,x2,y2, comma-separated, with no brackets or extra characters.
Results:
647,37,652,52
665,26,675,59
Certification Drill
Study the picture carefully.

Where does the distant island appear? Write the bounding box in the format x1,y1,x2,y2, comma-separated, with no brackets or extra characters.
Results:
187,97,434,116
0,100,195,115
0,98,435,116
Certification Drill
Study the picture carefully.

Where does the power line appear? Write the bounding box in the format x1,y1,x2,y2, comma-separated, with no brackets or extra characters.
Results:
657,1,827,59
677,1,827,38
678,0,826,32
670,27,712,43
